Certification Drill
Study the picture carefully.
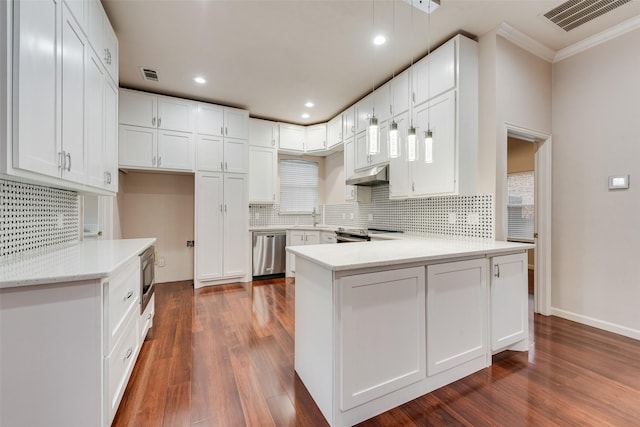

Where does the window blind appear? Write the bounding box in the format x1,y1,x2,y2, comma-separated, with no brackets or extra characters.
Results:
507,171,534,242
279,159,318,213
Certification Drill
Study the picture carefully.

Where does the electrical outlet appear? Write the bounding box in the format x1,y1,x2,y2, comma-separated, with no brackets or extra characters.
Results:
157,257,166,267
467,212,480,225
448,213,457,224
186,240,194,247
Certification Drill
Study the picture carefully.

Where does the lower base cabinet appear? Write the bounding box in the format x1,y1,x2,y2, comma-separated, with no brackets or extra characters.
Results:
491,252,528,352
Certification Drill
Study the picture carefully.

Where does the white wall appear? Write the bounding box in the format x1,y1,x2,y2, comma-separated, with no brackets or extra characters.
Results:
119,172,194,283
551,28,640,337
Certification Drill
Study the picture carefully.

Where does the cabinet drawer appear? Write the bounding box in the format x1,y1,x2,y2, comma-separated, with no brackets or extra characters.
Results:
322,233,337,244
106,258,140,353
106,312,139,424
140,293,155,342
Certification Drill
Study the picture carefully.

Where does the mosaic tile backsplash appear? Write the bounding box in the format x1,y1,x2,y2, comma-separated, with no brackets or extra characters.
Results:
250,185,493,239
0,178,80,259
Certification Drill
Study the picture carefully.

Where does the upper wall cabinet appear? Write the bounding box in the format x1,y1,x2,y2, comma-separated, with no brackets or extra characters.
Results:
278,123,305,154
327,115,343,149
87,0,118,84
305,124,327,153
391,69,410,117
412,39,456,107
249,118,278,148
196,104,249,140
119,90,194,132
354,93,373,135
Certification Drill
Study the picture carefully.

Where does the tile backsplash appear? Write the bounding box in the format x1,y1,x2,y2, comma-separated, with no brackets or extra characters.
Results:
0,178,79,259
251,184,493,239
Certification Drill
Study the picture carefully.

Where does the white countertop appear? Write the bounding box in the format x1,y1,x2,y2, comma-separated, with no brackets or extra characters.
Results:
287,238,533,271
250,225,339,232
0,238,156,289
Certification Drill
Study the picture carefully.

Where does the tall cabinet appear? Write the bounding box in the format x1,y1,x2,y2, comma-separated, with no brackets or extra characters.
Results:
194,106,249,288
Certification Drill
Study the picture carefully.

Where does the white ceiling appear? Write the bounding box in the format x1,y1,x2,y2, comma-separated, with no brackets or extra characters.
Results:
103,0,640,125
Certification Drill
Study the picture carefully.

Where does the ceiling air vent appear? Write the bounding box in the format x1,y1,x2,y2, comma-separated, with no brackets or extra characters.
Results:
139,67,159,82
544,0,631,32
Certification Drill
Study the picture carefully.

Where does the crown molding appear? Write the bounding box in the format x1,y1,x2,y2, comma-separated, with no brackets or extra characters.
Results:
554,14,640,62
496,22,556,63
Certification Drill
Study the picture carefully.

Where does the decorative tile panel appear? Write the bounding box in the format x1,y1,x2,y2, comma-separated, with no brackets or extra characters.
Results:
0,178,80,259
249,204,322,228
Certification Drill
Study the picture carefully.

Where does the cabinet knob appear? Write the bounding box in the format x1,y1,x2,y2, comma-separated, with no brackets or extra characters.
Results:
224,162,228,171
147,313,152,320
124,347,133,361
125,290,133,301
152,156,156,166
220,161,224,170
152,117,156,126
158,117,162,127
158,156,162,166
220,204,223,212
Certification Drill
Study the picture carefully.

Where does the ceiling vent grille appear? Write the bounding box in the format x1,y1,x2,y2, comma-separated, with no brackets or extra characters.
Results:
544,0,631,31
139,67,159,82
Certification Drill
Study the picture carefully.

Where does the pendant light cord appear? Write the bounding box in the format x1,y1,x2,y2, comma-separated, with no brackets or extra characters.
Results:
409,0,414,127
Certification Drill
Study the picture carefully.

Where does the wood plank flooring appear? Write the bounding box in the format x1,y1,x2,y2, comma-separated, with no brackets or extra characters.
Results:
113,279,640,426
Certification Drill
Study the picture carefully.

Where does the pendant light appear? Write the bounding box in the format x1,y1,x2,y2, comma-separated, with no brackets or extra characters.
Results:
388,0,401,159
424,0,434,164
407,0,416,162
367,0,380,156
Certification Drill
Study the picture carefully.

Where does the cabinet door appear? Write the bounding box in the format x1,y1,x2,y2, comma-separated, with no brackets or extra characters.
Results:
118,125,156,168
354,93,373,134
343,106,355,140
223,174,247,277
491,253,528,352
327,115,343,149
249,118,276,148
65,0,86,29
223,107,249,139
340,267,426,410
86,50,105,188
427,258,487,376
289,231,305,246
196,135,223,172
343,137,371,202
119,90,156,128
412,39,456,107
391,69,410,116
389,112,410,199
102,13,118,83
249,146,277,203
103,79,119,191
278,123,305,153
223,138,248,173
304,231,320,245
373,82,391,123
354,132,369,171
157,130,194,171
87,0,103,56
196,172,224,281
411,91,456,197
305,124,327,152
196,103,224,136
370,119,389,167
157,96,193,133
61,4,87,184
13,0,61,178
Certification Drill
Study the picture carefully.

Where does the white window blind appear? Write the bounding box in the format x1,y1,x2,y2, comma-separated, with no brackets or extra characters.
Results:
279,159,318,213
507,171,534,242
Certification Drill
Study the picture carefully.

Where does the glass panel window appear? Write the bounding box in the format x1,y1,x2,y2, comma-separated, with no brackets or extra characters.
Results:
279,159,318,213
507,171,534,242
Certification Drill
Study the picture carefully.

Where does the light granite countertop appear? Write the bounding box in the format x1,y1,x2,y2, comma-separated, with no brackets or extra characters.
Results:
0,238,156,289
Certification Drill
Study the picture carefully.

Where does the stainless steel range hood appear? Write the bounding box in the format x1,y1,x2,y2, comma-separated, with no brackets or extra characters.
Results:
345,165,388,186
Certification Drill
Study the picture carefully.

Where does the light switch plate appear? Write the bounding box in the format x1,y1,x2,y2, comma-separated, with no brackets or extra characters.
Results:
608,174,629,190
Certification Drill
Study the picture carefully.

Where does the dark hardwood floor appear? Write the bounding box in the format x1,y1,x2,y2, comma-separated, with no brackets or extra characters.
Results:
113,278,640,426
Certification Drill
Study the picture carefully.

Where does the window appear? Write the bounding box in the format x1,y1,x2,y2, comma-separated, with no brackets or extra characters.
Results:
507,171,534,242
279,159,318,213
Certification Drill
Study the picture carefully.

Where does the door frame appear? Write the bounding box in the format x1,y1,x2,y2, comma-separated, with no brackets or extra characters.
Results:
504,123,552,316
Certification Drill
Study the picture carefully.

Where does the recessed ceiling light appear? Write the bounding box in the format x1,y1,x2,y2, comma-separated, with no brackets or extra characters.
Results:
305,101,314,108
373,35,386,45
194,76,206,84
301,113,310,119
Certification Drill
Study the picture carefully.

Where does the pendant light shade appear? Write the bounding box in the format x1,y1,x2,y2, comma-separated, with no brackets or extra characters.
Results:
368,115,379,155
424,129,433,163
388,120,400,158
407,126,417,162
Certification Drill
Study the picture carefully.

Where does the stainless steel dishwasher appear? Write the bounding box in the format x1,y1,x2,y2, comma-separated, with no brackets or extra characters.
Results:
252,231,286,279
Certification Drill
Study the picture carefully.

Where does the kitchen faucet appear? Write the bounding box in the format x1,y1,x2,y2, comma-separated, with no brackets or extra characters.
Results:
312,207,319,227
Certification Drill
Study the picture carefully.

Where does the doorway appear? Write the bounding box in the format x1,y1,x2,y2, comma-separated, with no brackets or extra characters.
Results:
504,124,552,318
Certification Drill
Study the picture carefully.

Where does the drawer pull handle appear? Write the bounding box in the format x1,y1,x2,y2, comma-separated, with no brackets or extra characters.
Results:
124,348,133,361
125,290,133,301
494,264,500,278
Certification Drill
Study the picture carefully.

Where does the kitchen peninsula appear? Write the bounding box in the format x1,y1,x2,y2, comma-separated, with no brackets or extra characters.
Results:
288,238,533,427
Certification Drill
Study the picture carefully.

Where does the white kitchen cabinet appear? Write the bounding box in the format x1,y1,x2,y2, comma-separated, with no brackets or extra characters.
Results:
196,104,249,139
249,118,278,148
249,146,277,203
327,115,343,150
388,112,410,199
195,172,248,286
491,253,528,352
287,230,320,275
391,69,410,116
196,134,248,173
355,123,389,171
321,231,337,244
87,0,118,84
120,89,194,132
157,130,195,170
412,38,456,107
278,122,305,153
344,137,371,202
343,106,356,140
373,82,391,123
354,93,373,135
305,123,327,152
103,79,119,191
340,266,426,410
427,258,488,376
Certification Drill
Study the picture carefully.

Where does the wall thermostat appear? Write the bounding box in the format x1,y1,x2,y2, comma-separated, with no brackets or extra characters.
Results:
608,175,629,190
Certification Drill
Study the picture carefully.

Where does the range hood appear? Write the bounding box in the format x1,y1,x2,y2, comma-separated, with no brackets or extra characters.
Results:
346,165,388,186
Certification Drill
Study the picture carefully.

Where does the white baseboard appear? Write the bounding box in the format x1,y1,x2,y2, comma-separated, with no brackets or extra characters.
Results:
550,307,640,341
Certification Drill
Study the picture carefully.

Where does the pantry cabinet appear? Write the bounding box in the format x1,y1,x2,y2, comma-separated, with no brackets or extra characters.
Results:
195,172,248,287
